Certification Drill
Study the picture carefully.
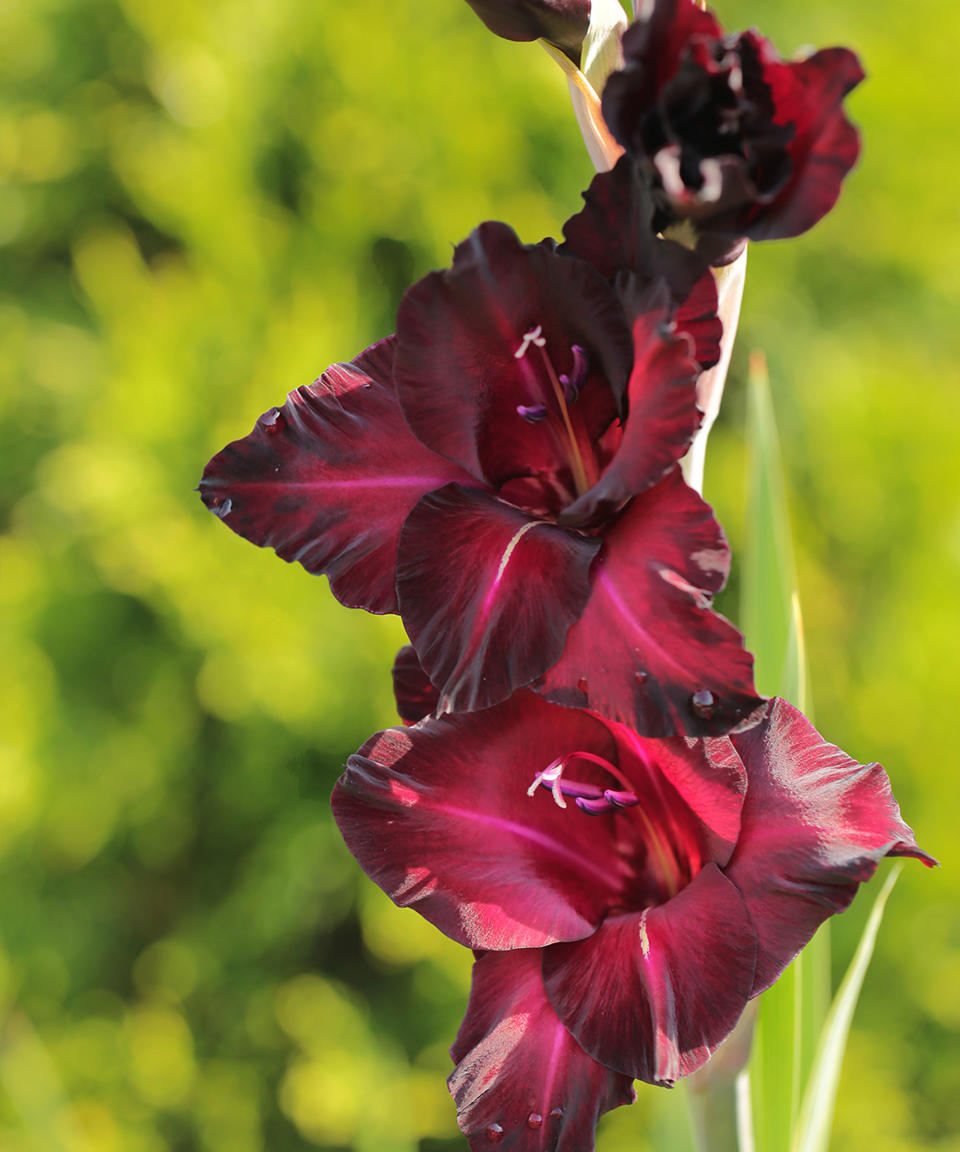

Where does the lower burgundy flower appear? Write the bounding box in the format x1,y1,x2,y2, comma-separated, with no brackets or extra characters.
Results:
601,0,864,262
332,692,932,1148
201,218,760,736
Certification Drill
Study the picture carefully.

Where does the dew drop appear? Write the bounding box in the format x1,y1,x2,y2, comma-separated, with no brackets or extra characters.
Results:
485,1123,504,1143
690,689,717,719
576,677,589,694
209,496,233,519
527,1113,543,1130
549,1107,565,1119
634,670,648,683
258,407,283,433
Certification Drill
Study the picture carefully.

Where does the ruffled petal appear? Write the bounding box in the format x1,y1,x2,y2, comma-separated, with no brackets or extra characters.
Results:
332,693,628,950
542,863,757,1084
450,949,636,1151
603,0,723,128
398,485,600,713
726,698,936,995
561,290,701,526
743,41,865,241
394,222,633,488
198,337,472,614
540,467,761,736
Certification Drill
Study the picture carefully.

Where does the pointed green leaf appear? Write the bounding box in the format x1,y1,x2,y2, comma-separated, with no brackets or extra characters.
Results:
792,865,903,1152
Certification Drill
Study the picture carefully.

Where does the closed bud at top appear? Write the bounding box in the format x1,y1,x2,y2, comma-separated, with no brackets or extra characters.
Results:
464,0,592,61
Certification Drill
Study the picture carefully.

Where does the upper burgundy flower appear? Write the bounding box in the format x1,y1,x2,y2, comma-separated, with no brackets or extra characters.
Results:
332,691,932,1149
601,0,865,262
463,0,591,61
200,211,760,736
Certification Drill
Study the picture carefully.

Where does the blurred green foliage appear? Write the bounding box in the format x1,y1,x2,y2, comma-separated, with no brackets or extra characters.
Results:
1,0,957,1148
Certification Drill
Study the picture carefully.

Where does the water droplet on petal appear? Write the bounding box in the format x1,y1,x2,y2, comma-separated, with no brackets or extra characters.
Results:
485,1123,504,1143
549,1107,564,1119
258,407,283,433
634,670,648,683
690,689,717,719
209,496,233,519
576,677,589,694
527,1113,543,1130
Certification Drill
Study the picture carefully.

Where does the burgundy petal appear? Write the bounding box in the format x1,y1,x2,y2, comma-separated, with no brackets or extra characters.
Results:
398,485,600,713
743,42,865,242
605,0,723,122
332,693,628,950
543,863,757,1084
540,467,761,736
726,699,935,996
610,723,746,870
450,950,636,1151
391,644,440,725
560,158,722,368
561,291,701,527
394,222,633,489
198,337,473,614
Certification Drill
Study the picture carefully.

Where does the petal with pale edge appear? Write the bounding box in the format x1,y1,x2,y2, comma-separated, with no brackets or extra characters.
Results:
392,645,440,725
394,221,633,487
198,338,473,614
561,293,701,527
743,42,865,242
543,863,757,1084
450,949,636,1151
726,698,935,996
331,693,627,950
540,467,760,736
398,485,600,713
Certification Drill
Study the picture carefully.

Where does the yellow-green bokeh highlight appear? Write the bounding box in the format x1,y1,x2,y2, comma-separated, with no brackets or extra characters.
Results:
1,0,958,1148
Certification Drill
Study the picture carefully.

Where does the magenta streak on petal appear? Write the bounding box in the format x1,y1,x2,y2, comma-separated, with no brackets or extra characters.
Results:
431,802,616,892
442,521,543,701
225,475,447,492
596,567,700,682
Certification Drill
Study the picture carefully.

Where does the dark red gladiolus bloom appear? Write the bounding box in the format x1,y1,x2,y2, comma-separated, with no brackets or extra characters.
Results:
201,220,760,736
601,0,865,262
463,0,591,61
332,693,932,1147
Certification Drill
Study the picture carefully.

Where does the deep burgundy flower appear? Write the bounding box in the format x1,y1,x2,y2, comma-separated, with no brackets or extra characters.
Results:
601,0,865,262
463,0,591,61
332,692,932,1148
201,216,759,736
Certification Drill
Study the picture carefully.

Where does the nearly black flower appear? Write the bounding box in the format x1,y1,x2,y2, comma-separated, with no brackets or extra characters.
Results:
332,691,933,1148
602,0,865,262
200,211,760,736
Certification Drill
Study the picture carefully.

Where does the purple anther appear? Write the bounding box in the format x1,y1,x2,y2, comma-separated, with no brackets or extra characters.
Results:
556,778,604,801
517,403,549,423
558,344,589,403
576,795,616,815
603,788,640,809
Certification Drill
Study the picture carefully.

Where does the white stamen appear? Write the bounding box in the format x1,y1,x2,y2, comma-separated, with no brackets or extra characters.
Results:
514,324,547,359
526,760,567,809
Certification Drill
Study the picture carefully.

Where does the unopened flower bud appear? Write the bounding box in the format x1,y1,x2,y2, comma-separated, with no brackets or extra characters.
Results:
463,0,592,61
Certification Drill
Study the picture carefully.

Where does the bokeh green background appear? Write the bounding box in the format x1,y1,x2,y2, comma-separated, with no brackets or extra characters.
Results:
2,0,957,1148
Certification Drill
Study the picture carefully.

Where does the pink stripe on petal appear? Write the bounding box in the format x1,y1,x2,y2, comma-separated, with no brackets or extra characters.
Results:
450,950,636,1152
